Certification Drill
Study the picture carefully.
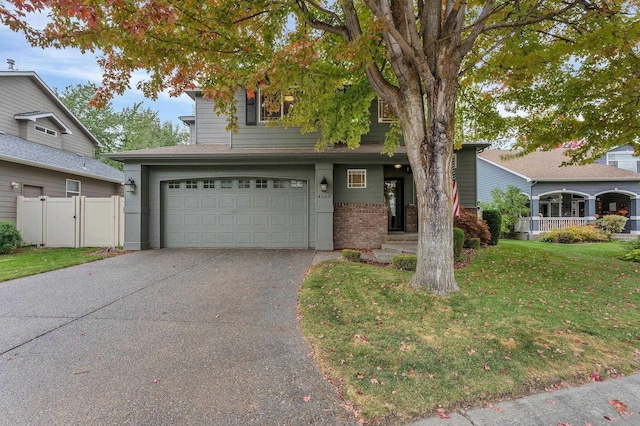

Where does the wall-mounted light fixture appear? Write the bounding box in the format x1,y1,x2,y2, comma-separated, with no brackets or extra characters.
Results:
320,177,328,192
10,181,20,190
124,178,136,193
394,164,402,169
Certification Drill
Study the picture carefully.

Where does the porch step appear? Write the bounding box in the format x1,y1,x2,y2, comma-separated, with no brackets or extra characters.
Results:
384,233,418,243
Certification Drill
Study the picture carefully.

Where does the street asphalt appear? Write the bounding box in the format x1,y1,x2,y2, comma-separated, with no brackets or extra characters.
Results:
1,249,638,425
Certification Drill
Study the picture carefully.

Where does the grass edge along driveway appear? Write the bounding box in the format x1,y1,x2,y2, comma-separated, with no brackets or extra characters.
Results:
300,240,640,424
0,247,121,282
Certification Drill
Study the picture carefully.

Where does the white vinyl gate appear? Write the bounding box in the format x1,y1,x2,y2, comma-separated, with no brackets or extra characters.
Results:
16,196,124,248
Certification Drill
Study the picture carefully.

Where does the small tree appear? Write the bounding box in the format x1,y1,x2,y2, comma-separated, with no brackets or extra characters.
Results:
480,186,530,236
598,215,628,235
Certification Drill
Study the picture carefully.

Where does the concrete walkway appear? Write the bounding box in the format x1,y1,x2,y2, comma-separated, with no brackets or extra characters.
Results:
0,249,357,425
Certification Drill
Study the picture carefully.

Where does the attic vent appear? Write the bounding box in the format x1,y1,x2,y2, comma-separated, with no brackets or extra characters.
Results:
7,59,15,70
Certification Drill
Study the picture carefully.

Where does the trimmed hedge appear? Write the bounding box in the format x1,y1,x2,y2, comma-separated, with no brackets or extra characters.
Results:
483,210,502,245
468,237,481,250
0,221,22,254
453,227,464,261
391,254,417,271
538,225,608,244
342,249,362,262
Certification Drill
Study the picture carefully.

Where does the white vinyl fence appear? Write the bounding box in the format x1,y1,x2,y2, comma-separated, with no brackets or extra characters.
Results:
16,196,124,248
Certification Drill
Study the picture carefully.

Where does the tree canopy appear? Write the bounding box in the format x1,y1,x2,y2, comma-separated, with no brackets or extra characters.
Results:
57,83,188,170
2,0,637,293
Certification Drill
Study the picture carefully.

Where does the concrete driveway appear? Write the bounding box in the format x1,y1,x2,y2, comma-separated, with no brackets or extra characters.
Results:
0,249,357,425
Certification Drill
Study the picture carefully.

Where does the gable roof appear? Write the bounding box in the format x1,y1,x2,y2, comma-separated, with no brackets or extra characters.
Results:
0,71,102,147
0,133,124,183
14,111,73,134
478,148,640,182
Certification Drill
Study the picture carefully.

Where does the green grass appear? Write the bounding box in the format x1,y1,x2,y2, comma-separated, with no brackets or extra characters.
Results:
299,240,640,424
0,247,115,282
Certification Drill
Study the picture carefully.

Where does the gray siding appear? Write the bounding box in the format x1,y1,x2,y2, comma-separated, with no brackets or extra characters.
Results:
0,75,96,157
456,148,480,209
0,159,122,222
594,144,636,165
477,157,531,202
333,165,384,204
532,181,640,198
146,165,316,249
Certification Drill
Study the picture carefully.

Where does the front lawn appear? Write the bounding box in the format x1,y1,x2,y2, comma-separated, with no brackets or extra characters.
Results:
300,240,640,424
0,247,120,282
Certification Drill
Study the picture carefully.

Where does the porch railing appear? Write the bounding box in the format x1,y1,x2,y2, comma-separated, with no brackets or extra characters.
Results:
516,217,593,233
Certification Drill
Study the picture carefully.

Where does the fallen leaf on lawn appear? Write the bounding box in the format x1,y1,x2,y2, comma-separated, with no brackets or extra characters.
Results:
590,372,603,382
356,372,364,379
436,408,450,419
487,403,503,413
608,400,629,416
468,349,476,356
371,378,379,385
482,363,491,370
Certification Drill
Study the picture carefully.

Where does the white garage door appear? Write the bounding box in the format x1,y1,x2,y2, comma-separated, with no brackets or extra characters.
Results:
162,178,308,248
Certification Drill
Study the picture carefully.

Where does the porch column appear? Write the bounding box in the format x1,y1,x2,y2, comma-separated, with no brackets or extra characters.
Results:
315,163,334,250
586,196,596,221
123,163,150,250
530,195,540,233
631,196,640,235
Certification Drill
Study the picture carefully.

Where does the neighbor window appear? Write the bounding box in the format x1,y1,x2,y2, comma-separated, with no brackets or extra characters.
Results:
238,179,251,189
378,99,396,123
185,180,198,189
256,179,268,189
34,124,57,137
290,180,304,188
203,180,215,189
221,179,233,189
273,180,285,189
259,88,297,121
347,169,367,188
168,181,181,189
66,179,81,197
607,152,639,172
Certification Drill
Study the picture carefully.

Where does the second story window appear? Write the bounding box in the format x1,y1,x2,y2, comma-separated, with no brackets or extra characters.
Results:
378,99,397,123
259,88,297,121
35,124,57,137
607,152,639,172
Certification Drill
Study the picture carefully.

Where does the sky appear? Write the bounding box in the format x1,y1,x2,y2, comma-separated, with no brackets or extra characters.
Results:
0,23,194,127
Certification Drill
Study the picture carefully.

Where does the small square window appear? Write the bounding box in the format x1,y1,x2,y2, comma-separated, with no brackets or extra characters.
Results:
347,169,366,188
221,180,233,189
273,180,285,189
185,180,198,189
378,99,396,123
66,179,81,197
238,179,251,189
290,180,304,188
203,180,215,189
168,181,181,189
256,179,268,189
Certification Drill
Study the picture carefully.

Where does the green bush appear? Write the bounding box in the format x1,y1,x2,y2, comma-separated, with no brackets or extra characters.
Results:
467,237,481,250
391,254,417,271
483,210,502,245
539,225,608,244
622,249,640,262
0,221,22,254
597,214,628,234
342,249,361,262
453,227,465,260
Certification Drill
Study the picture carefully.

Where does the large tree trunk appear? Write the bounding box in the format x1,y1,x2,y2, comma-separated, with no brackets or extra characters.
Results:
401,78,459,295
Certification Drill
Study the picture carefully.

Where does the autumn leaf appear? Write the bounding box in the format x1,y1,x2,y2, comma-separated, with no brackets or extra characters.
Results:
303,395,311,402
436,408,450,419
608,399,629,416
590,372,603,382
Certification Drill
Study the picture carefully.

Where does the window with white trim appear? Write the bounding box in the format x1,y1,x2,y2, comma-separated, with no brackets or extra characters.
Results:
347,169,367,188
185,180,198,189
66,179,81,198
35,124,57,137
203,180,215,189
607,152,639,172
238,179,251,189
273,180,285,189
290,180,304,188
259,88,297,121
221,179,233,189
256,179,268,189
168,181,181,189
378,99,396,123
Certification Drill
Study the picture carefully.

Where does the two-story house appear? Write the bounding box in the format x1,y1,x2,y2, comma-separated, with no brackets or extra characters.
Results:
0,70,124,223
108,89,486,251
477,145,640,236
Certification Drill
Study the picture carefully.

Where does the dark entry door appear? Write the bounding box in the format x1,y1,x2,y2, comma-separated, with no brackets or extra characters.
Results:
384,179,404,231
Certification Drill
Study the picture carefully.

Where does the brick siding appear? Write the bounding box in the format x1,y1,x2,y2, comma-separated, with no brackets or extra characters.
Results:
405,204,418,233
334,203,387,249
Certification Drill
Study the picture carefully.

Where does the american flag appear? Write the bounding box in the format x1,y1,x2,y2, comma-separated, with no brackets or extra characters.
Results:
452,157,460,217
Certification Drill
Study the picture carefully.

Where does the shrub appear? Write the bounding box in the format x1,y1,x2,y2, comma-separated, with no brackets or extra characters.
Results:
342,249,361,262
468,237,481,250
539,225,608,244
453,227,464,260
622,249,640,263
0,221,22,254
391,254,417,271
454,207,491,245
597,214,628,234
482,210,502,245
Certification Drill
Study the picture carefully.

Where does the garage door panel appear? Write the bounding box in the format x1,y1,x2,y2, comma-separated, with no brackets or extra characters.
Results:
163,178,308,248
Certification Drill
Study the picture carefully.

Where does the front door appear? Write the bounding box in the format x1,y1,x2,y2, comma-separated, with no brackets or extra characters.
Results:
384,179,404,231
